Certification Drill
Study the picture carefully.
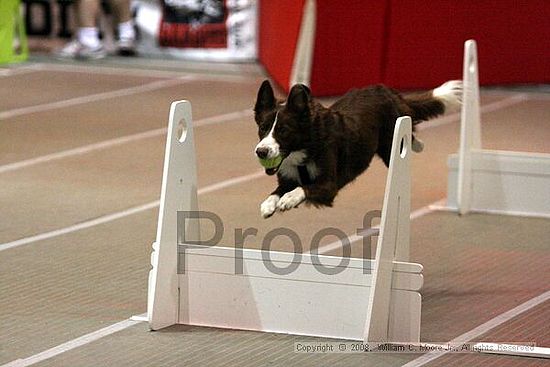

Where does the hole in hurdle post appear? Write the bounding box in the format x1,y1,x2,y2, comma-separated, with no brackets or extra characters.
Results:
399,135,408,158
176,118,188,143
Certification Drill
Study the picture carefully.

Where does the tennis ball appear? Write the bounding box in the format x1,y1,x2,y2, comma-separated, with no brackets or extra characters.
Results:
259,155,283,169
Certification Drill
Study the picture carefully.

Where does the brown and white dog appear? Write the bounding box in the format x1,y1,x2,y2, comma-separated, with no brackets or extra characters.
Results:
253,80,462,218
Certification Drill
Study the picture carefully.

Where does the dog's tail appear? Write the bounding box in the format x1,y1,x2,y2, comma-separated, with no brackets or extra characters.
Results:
404,80,463,124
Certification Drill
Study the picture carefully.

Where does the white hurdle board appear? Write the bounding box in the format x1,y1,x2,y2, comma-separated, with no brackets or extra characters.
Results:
447,40,550,218
147,102,422,342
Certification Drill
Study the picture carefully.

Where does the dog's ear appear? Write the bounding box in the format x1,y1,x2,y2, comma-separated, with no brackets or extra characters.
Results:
287,84,311,114
254,80,276,113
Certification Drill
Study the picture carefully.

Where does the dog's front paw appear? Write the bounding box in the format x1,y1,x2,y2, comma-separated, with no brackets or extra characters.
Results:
260,195,280,218
277,187,306,211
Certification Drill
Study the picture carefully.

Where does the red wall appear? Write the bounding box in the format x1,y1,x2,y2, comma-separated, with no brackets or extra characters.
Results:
260,1,550,96
382,0,550,89
258,0,305,92
309,0,388,94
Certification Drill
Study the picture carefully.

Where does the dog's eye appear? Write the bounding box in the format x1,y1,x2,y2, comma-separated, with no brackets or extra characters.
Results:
277,125,290,136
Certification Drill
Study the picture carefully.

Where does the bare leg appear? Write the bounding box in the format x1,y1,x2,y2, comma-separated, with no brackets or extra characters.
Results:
55,0,106,58
75,0,101,27
108,0,137,55
109,0,132,23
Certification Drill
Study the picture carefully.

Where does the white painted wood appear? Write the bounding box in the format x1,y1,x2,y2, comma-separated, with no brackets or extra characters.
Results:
179,245,423,291
364,116,414,342
457,39,481,215
177,245,421,340
148,101,199,330
149,102,422,341
180,244,422,273
447,39,550,218
290,0,316,87
448,151,550,217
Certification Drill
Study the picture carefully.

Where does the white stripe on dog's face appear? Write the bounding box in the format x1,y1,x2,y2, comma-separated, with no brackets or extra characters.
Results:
255,112,280,159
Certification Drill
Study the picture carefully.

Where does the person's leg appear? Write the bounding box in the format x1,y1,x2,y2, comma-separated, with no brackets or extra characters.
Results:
75,0,102,49
109,0,132,23
109,0,137,55
75,0,101,27
56,0,105,59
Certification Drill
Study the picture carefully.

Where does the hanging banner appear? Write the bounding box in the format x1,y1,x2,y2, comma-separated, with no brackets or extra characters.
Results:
133,0,257,62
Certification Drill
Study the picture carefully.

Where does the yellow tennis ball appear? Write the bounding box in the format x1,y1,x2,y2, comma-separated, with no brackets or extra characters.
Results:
259,155,283,169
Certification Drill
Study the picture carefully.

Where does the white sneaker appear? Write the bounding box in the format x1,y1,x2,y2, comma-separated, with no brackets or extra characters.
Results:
116,37,137,56
55,40,107,60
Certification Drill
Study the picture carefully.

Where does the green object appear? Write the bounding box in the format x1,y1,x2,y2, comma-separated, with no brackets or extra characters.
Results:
0,0,28,64
259,155,283,169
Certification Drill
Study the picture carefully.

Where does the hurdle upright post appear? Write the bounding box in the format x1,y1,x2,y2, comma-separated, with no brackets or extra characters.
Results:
364,116,414,342
148,101,199,330
457,39,481,215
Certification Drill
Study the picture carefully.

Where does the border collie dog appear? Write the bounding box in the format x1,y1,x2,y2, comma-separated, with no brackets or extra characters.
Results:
254,80,462,218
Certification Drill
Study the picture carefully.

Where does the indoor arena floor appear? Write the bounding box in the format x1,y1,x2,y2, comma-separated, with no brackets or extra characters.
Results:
1,55,549,367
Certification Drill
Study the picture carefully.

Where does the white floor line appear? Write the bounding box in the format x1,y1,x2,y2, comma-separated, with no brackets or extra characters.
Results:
195,109,253,128
401,290,550,367
196,171,264,195
0,171,264,252
0,65,42,77
1,318,142,367
315,198,446,255
32,62,261,83
0,201,159,252
0,109,253,174
0,77,191,120
30,62,185,79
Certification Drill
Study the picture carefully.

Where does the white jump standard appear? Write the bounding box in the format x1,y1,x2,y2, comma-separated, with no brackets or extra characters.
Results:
147,101,423,342
446,40,550,218
444,39,550,360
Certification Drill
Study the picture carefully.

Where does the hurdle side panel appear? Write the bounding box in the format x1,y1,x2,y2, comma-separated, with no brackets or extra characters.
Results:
177,246,422,340
148,101,199,330
179,245,423,290
448,150,550,218
364,116,414,342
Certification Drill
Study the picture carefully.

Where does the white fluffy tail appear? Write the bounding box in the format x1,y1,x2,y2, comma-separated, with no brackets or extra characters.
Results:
433,80,463,111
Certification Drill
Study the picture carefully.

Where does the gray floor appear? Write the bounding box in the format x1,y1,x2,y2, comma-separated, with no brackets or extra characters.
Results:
0,53,549,366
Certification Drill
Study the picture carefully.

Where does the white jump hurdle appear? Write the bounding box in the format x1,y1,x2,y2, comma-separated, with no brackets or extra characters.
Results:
445,40,550,360
147,102,423,342
447,40,550,218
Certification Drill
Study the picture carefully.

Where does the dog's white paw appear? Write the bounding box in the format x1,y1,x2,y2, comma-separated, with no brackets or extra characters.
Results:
433,80,463,110
277,187,306,211
260,195,280,218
